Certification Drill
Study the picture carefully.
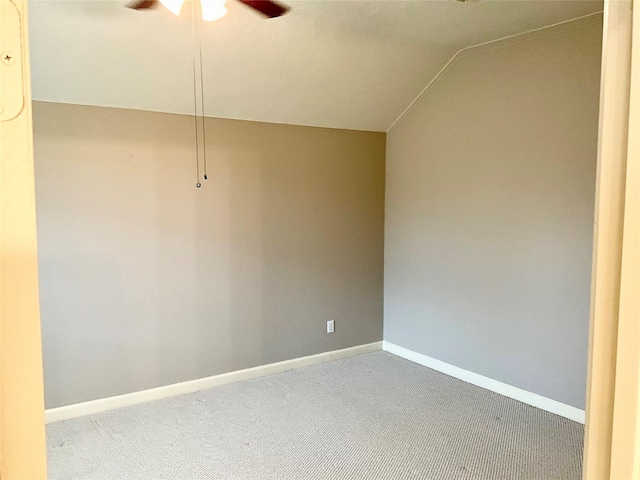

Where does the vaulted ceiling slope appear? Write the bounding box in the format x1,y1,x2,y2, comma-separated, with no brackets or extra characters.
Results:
28,0,603,132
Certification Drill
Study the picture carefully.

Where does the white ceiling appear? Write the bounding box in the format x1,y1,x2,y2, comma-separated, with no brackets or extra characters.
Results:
28,0,603,132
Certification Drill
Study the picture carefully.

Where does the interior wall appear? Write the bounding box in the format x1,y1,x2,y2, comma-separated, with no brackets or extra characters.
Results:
384,20,603,410
33,102,385,409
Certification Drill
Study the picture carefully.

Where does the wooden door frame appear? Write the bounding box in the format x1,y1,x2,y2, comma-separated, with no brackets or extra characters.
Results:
583,0,639,478
0,0,48,478
607,0,640,477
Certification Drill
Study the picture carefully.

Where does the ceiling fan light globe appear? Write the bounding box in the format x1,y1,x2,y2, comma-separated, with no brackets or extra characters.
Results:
201,0,227,21
158,0,185,15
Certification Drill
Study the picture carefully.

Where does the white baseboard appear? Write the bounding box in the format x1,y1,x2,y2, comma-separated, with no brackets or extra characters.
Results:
383,341,585,424
45,341,383,424
46,341,584,425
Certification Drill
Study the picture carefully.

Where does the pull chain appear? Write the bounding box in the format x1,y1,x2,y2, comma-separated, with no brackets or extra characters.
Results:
196,0,208,180
191,0,202,188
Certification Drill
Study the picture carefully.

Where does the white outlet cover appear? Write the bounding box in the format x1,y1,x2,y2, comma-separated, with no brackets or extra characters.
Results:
327,320,335,333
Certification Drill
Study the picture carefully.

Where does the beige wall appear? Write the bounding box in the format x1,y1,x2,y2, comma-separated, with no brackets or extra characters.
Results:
384,19,602,409
32,102,385,408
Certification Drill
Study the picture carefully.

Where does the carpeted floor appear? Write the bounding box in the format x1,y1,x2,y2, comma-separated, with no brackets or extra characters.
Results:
47,352,583,479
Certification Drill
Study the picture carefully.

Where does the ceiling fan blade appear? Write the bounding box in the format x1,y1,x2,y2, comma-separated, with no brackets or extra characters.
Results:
236,0,289,18
128,0,158,9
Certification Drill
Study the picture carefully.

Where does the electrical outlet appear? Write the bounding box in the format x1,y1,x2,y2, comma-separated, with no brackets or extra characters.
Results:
326,320,335,334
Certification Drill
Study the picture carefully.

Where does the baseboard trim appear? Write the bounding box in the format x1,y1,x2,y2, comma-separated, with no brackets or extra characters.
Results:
45,341,383,424
382,341,585,424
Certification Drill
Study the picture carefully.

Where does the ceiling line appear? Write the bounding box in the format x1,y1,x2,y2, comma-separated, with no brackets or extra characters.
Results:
386,10,605,134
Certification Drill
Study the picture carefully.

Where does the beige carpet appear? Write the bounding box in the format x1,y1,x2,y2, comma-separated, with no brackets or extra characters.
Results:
47,352,583,479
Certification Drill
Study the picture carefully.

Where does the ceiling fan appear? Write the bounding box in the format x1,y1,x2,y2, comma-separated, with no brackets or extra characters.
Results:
128,0,289,21
126,0,289,188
